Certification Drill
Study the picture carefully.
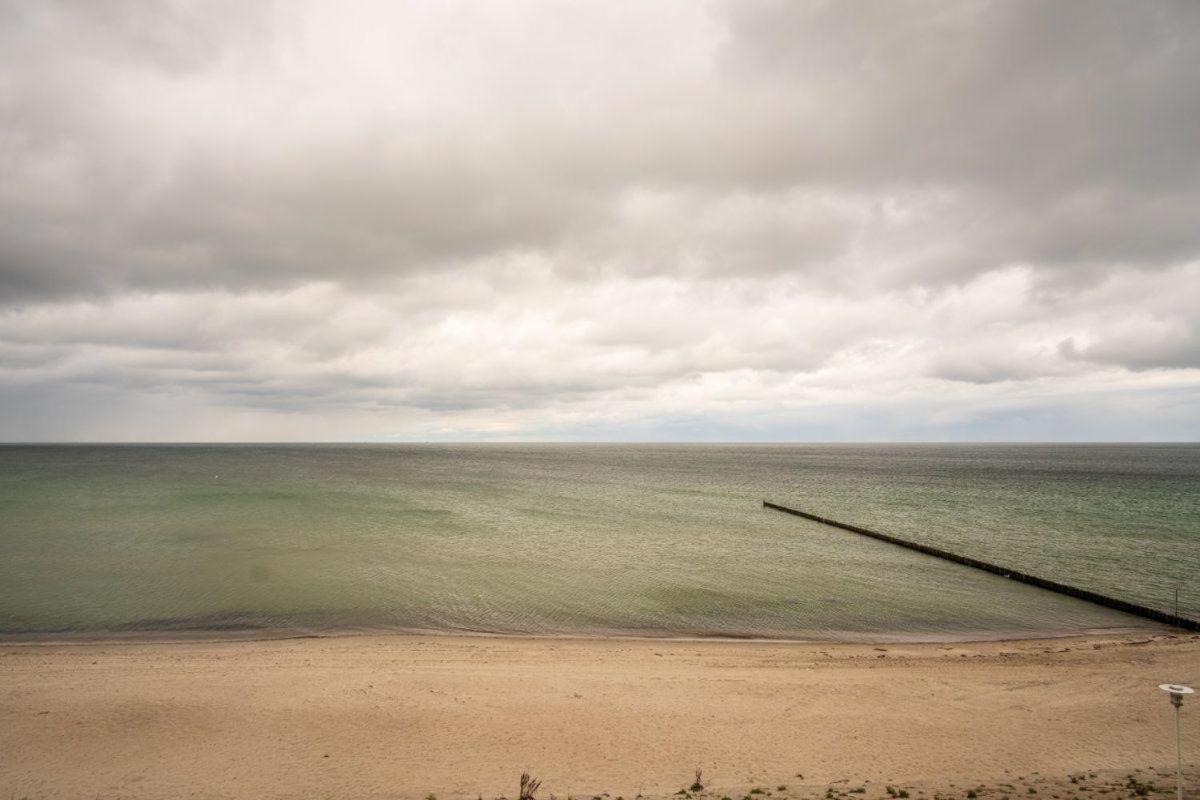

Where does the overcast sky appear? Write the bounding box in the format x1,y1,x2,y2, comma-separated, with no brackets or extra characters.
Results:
2,0,1199,442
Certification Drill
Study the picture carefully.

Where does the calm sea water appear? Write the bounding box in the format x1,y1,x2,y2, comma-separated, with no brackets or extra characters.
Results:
0,444,1196,642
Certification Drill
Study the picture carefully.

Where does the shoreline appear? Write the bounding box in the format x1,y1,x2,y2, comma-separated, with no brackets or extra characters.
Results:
3,630,1197,799
0,622,1167,649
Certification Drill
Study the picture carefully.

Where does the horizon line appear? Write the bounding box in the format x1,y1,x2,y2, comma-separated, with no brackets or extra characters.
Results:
2,440,1198,446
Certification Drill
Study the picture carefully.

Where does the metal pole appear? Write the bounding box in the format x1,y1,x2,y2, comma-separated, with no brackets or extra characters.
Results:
1177,697,1183,800
1162,685,1194,800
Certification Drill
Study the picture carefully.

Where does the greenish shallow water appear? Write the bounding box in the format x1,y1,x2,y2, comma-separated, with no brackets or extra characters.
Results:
0,444,1196,641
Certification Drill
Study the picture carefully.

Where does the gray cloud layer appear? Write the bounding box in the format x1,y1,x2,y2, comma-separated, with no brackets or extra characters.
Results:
2,0,1199,440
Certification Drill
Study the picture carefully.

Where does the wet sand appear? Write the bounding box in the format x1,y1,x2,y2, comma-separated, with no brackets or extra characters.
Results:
1,632,1197,800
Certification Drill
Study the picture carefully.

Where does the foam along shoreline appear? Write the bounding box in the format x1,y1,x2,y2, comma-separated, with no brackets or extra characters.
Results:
2,631,1197,799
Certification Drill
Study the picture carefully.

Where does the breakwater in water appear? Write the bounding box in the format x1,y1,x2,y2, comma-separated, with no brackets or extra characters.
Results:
763,500,1200,632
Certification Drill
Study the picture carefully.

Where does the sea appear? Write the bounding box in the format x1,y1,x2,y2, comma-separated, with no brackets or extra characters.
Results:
0,443,1196,642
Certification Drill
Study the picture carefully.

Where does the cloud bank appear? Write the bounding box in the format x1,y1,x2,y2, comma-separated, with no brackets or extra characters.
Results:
2,0,1199,441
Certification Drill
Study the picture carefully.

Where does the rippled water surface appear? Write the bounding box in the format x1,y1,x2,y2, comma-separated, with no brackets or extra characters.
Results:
0,444,1196,641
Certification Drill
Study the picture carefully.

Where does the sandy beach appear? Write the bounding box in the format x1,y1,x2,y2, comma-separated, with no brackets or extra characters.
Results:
2,632,1198,800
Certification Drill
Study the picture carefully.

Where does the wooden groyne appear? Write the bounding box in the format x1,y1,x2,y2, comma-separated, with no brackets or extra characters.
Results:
762,500,1200,632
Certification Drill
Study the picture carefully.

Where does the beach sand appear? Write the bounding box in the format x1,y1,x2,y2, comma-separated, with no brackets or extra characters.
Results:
2,632,1197,800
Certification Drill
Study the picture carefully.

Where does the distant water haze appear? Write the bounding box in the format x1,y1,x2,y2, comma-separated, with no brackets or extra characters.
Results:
0,444,1195,641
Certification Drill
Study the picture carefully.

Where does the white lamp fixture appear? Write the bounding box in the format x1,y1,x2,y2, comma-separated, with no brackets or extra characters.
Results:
1160,683,1195,800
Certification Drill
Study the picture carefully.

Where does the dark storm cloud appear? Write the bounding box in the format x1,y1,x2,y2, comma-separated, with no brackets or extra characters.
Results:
720,2,1200,188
